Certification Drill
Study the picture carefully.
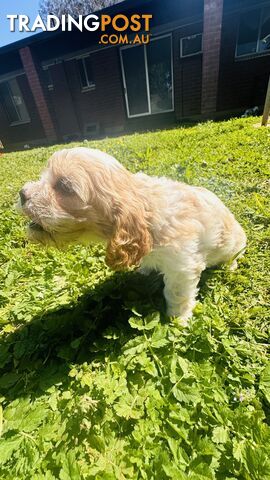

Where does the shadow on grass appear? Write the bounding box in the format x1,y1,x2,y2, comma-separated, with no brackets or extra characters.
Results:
0,267,217,402
0,270,166,400
2,119,197,153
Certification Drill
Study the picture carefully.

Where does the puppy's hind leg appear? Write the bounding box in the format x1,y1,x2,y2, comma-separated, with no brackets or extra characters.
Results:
224,222,247,271
163,268,203,326
138,265,153,276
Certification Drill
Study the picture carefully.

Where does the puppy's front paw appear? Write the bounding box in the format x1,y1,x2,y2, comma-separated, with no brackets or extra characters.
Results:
229,259,238,271
166,305,193,327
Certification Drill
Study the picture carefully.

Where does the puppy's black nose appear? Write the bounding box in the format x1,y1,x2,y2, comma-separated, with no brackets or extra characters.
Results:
19,189,28,206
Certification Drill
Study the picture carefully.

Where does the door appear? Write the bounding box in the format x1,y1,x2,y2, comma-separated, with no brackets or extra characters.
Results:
121,45,150,117
120,35,174,118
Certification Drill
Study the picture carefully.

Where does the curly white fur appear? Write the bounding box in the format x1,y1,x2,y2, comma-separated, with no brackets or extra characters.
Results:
18,147,247,323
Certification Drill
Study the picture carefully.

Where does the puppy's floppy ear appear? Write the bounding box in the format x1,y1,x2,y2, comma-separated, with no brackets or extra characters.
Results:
105,209,152,270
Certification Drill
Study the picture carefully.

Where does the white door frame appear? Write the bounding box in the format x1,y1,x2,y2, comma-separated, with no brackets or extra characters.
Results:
120,34,174,119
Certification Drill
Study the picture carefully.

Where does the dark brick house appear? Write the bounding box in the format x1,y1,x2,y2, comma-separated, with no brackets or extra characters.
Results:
0,0,270,149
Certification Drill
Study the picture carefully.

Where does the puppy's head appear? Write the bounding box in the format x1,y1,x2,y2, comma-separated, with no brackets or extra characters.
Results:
18,147,152,269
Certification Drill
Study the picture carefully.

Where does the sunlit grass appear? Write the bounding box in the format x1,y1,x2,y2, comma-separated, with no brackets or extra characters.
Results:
0,117,269,479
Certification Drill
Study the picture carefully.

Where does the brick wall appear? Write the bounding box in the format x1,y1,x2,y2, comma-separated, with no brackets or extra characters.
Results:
0,74,46,148
19,47,57,143
173,23,203,119
48,37,202,139
47,63,81,140
217,8,270,112
201,0,224,115
48,47,126,139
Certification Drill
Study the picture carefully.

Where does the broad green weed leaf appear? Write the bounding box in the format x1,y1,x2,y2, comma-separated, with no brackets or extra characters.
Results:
20,404,48,432
59,451,81,480
122,336,147,356
243,445,270,479
212,426,229,444
0,372,20,389
129,312,160,331
259,363,270,403
0,435,23,464
232,439,245,462
163,463,187,479
114,393,144,419
150,325,169,349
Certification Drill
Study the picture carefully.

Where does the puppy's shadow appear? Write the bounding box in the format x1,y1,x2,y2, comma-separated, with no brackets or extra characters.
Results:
0,266,219,402
0,270,167,401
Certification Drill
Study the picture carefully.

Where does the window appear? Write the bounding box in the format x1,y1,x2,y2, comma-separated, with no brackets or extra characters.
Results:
43,67,54,91
0,78,30,125
236,7,270,57
259,7,270,52
180,34,202,58
77,56,95,90
120,35,173,118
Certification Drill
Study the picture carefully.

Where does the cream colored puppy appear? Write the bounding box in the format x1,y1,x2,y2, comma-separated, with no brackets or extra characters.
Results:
18,147,246,323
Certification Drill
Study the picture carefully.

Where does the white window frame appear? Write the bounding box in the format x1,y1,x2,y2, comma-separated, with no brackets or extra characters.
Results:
235,6,270,58
120,34,174,119
180,33,203,58
77,55,96,91
0,77,30,126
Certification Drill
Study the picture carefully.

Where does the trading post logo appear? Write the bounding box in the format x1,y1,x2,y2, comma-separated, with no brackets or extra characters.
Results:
7,14,153,45
98,14,152,45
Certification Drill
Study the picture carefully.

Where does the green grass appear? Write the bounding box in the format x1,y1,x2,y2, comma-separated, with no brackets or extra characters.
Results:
0,117,269,479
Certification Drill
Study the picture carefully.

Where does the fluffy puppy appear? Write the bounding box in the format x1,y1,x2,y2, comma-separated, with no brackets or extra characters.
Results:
18,147,246,323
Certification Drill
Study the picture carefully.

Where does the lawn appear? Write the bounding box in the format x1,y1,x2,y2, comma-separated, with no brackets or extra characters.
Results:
0,117,269,479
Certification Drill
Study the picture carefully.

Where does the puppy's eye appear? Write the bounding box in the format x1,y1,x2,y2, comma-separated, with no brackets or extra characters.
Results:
54,177,74,195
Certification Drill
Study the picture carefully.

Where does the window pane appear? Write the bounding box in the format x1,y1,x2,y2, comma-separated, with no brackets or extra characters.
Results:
78,59,87,88
43,67,53,89
236,9,260,56
147,37,173,114
259,7,270,52
0,81,20,123
9,79,30,123
121,46,149,116
84,57,95,86
181,34,202,57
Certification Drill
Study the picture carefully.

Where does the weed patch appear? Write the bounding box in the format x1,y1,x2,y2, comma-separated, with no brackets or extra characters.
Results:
0,118,269,478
